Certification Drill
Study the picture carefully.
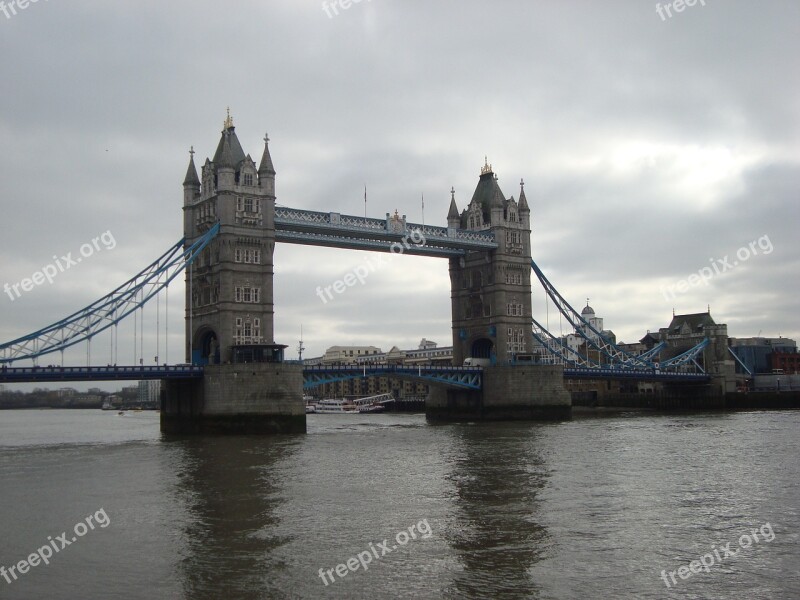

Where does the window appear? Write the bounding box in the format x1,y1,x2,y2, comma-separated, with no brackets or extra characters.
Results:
243,173,253,186
244,197,254,213
236,196,243,212
507,328,527,353
507,302,523,316
234,286,261,303
506,272,523,285
235,248,261,264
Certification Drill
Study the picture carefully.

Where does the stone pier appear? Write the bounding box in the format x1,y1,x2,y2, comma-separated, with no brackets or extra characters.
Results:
426,365,572,422
161,363,305,434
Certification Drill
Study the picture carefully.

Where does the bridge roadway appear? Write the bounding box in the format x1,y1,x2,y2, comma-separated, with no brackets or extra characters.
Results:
0,365,204,383
0,364,709,385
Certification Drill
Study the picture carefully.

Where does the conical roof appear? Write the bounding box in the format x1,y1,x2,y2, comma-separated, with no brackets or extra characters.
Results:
518,179,529,211
447,187,460,219
259,133,276,176
212,125,247,169
183,150,200,187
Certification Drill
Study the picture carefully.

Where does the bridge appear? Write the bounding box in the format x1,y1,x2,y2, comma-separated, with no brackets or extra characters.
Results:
0,361,711,386
0,115,725,432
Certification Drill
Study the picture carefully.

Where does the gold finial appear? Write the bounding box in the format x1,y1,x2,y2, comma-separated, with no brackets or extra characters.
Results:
264,132,270,144
224,107,234,129
520,178,525,189
451,186,456,200
189,146,195,159
480,156,493,176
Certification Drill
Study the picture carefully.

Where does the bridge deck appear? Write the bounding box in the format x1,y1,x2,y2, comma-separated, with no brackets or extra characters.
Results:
0,364,710,385
0,365,204,383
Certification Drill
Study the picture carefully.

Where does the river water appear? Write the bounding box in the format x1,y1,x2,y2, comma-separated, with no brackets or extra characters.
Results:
0,409,798,599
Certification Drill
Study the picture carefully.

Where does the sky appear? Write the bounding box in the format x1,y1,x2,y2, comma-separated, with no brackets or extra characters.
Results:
0,0,798,390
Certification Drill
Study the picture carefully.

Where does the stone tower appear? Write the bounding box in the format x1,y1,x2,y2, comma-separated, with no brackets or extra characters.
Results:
182,112,281,365
447,160,534,365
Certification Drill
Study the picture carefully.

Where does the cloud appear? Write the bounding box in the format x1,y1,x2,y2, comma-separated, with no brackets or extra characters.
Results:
1,0,798,389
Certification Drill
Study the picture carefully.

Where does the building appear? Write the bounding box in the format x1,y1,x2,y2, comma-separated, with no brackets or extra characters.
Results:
321,346,383,365
771,350,800,374
447,161,533,364
558,303,617,364
182,111,284,365
138,380,161,405
658,310,735,392
729,336,797,375
307,340,454,400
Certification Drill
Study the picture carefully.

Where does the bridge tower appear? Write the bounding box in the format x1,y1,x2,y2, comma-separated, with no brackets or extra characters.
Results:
182,112,280,365
428,160,571,421
447,159,535,365
162,114,304,434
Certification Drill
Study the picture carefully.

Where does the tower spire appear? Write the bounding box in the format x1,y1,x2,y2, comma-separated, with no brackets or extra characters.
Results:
259,132,276,177
518,178,530,212
183,146,200,187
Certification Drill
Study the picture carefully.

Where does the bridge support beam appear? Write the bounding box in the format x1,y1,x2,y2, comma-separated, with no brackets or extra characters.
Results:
161,363,305,434
426,365,571,422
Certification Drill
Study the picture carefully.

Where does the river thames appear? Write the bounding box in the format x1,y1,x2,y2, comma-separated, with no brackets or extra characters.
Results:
0,409,798,599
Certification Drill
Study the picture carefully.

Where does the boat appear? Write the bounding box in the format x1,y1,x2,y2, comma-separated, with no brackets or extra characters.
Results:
353,393,394,413
304,395,317,414
313,399,359,414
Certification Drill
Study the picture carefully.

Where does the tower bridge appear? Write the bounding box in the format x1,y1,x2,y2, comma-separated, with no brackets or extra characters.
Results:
0,114,725,432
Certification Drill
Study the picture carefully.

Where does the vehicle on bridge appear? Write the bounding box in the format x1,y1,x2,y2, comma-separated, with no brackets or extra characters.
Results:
463,357,491,367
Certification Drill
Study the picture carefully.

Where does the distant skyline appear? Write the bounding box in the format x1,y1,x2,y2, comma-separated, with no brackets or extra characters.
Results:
1,1,798,391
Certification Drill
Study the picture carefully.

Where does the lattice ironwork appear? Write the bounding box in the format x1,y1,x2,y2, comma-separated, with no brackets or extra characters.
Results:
0,223,221,364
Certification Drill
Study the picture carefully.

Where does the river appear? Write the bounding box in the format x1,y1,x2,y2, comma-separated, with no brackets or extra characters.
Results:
0,409,798,599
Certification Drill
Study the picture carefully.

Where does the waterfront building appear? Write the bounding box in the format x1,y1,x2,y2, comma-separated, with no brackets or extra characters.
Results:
729,336,797,375
138,380,161,406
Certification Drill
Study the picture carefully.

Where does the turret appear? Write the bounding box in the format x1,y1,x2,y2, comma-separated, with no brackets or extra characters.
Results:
447,187,461,229
258,133,276,198
518,178,530,229
183,147,200,206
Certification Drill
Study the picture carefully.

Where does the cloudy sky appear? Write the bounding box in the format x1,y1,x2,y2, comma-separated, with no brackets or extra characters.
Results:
1,0,798,387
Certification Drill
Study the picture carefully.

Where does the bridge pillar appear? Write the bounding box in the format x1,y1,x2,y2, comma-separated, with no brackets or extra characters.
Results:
165,114,304,434
427,365,571,422
161,363,305,434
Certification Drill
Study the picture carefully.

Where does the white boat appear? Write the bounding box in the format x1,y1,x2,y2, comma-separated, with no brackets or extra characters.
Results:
353,393,394,413
313,398,359,414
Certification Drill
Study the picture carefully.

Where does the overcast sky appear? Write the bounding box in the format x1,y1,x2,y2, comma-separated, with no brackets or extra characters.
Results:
1,1,798,389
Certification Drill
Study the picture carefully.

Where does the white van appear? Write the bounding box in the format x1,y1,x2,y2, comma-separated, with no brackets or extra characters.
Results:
463,357,491,367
